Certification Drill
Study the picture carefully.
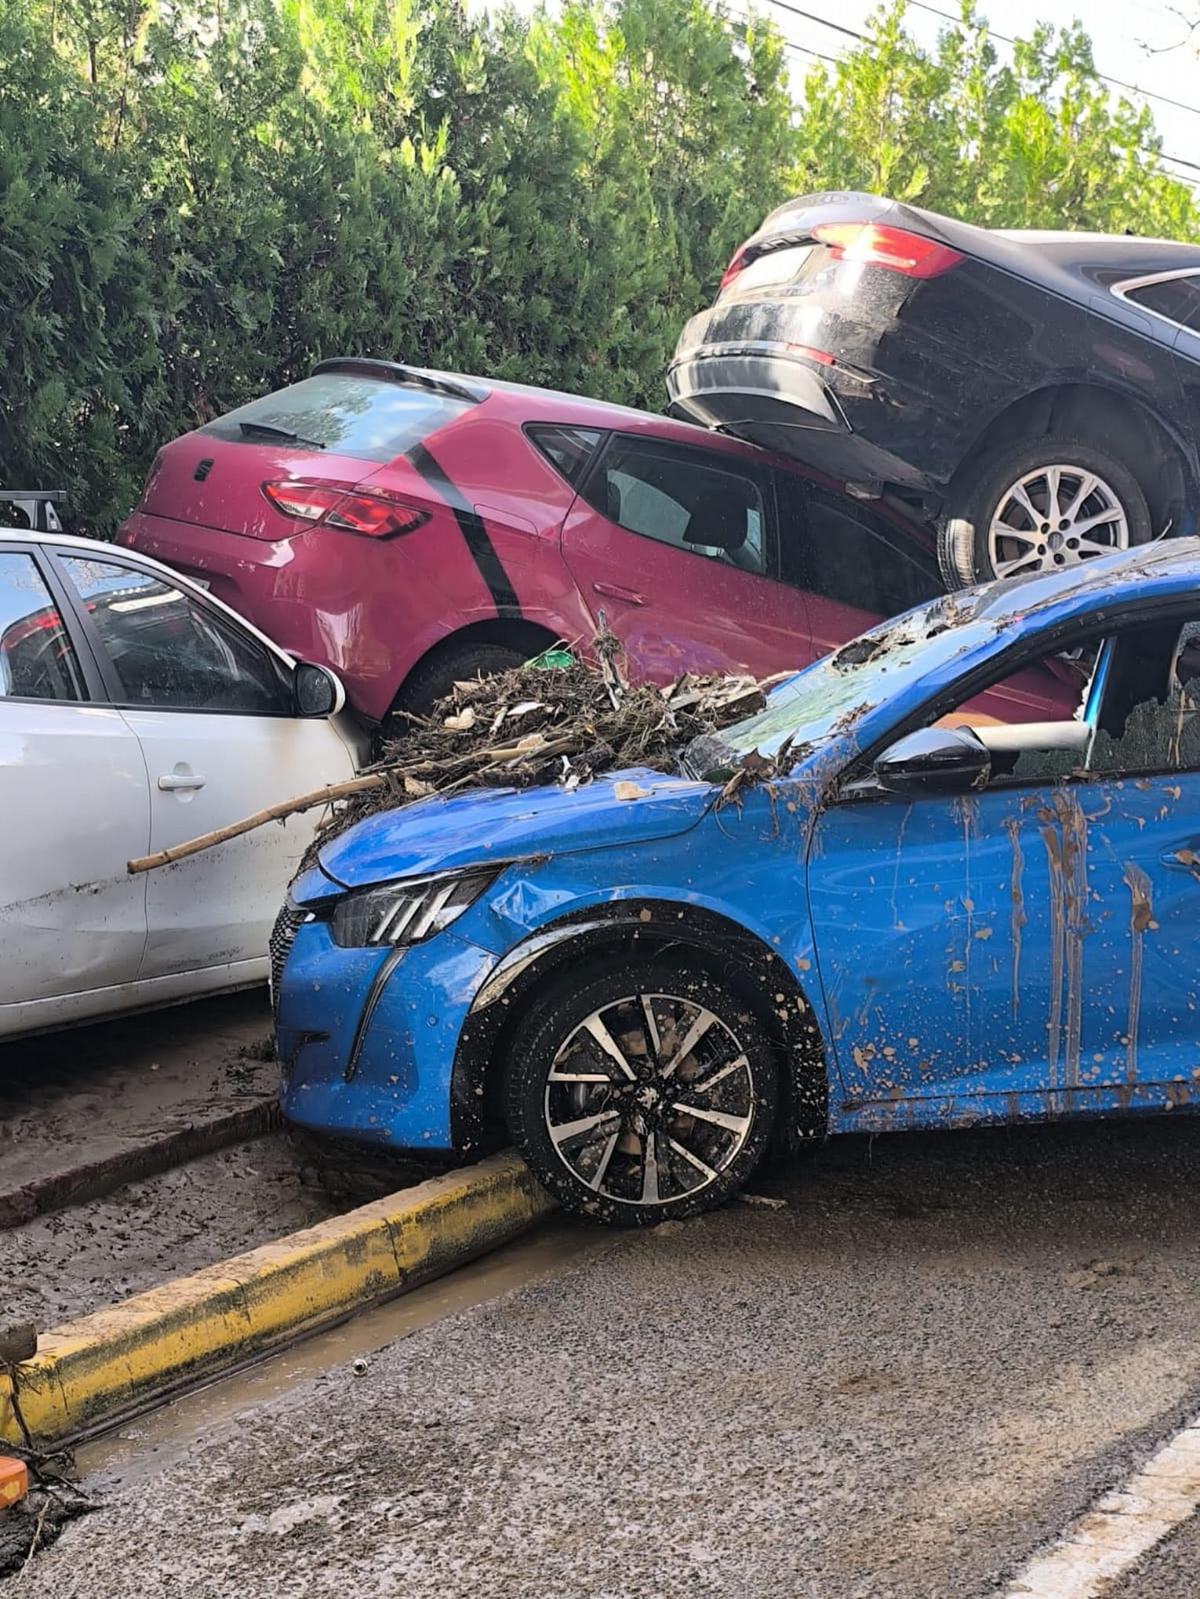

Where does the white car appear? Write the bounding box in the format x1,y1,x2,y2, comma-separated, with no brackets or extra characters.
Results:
1,529,366,1039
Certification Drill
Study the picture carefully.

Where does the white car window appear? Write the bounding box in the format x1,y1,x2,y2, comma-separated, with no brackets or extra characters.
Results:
0,552,85,701
58,556,292,714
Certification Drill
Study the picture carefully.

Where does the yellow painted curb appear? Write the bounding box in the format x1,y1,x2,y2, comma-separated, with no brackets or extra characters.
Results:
0,1152,553,1449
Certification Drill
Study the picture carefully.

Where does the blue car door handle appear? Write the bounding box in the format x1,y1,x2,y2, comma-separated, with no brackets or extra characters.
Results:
1162,845,1200,872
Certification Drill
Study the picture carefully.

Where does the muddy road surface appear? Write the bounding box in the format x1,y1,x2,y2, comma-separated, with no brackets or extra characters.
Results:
0,992,426,1330
21,1112,1200,1598
0,991,275,1223
3,1134,343,1329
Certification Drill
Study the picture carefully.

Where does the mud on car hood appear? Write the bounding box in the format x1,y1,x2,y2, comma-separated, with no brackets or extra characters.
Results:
314,768,716,891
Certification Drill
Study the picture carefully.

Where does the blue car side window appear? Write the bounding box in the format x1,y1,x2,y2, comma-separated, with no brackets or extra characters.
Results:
938,620,1200,787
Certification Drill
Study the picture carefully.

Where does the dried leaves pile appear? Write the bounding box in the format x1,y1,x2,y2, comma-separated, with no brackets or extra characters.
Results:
311,641,770,852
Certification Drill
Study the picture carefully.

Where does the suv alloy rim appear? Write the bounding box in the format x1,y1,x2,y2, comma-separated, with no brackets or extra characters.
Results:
542,992,755,1207
988,465,1130,579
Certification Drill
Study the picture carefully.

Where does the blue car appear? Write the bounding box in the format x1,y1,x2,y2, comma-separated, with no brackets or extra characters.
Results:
276,543,1200,1224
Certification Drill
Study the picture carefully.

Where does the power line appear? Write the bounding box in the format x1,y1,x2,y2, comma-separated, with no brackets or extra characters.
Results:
908,0,1200,124
756,0,1200,195
1161,151,1200,179
783,39,839,66
760,0,864,43
730,7,839,65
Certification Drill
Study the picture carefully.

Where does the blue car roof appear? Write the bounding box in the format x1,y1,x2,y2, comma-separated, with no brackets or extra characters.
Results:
916,541,1200,632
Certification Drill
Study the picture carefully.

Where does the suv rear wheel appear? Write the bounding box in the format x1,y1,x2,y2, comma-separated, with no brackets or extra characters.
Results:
504,959,779,1226
938,436,1153,590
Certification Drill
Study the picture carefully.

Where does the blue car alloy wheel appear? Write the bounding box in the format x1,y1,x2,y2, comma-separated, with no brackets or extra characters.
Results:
503,960,780,1225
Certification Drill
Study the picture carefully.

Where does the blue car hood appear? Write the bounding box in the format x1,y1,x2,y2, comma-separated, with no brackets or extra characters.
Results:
316,768,716,890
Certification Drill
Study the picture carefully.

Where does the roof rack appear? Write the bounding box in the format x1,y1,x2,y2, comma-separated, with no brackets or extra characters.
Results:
0,490,65,532
312,358,487,406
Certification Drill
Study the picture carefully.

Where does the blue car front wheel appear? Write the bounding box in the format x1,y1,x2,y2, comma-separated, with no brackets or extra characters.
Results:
504,959,779,1226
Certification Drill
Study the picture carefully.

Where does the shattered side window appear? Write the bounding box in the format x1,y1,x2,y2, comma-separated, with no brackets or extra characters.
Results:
944,646,1095,786
997,617,1200,783
935,615,1200,786
1086,620,1200,776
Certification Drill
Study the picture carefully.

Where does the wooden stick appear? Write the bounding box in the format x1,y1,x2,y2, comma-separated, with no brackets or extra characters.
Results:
126,774,388,874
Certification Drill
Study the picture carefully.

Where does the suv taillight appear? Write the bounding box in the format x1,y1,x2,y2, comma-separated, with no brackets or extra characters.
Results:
261,479,429,539
812,222,963,278
719,243,751,290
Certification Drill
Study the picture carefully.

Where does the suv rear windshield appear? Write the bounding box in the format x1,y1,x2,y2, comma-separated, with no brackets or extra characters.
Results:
200,373,474,463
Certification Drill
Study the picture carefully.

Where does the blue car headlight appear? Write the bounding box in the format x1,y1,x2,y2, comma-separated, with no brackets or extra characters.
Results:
329,868,499,948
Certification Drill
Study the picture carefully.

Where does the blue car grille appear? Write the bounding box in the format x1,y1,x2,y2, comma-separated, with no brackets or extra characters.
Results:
269,902,305,1016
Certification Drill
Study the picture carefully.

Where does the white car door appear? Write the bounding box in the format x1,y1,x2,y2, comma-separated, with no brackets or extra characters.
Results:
53,551,357,981
0,547,149,1027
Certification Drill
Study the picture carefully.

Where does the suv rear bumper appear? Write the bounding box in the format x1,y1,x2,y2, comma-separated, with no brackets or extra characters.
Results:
669,287,1007,493
667,343,936,493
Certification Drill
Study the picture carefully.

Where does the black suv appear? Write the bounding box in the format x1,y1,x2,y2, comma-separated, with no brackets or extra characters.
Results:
668,190,1200,588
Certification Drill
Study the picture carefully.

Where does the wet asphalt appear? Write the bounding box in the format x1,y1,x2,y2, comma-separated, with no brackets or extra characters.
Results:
21,1113,1200,1599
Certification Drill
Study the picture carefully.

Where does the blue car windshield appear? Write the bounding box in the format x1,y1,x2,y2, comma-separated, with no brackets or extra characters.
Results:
694,596,1002,767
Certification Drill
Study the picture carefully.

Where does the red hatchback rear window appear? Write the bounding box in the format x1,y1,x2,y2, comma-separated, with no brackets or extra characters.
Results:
200,373,474,464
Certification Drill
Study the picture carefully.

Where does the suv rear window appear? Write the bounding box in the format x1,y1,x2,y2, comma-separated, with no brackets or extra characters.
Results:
200,373,474,463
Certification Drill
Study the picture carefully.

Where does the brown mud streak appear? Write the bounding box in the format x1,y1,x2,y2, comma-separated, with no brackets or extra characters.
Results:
1039,818,1066,1107
952,795,979,1036
1053,789,1089,1104
1003,817,1027,1018
1122,862,1154,1085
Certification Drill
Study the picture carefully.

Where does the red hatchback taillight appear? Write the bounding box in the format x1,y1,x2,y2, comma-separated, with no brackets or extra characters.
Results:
811,221,963,278
261,479,429,539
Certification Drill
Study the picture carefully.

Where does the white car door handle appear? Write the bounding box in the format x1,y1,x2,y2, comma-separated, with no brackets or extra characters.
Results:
158,773,207,792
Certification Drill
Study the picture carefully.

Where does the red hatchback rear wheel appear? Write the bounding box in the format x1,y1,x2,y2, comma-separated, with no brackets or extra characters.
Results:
391,642,527,720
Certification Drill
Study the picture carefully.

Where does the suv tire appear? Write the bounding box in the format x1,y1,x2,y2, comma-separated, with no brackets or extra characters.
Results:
938,435,1153,590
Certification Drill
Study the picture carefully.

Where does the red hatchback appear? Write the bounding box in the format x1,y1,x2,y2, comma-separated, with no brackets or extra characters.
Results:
119,358,1070,722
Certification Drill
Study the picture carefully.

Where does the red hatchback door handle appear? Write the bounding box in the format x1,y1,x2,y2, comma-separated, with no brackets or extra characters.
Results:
593,580,647,606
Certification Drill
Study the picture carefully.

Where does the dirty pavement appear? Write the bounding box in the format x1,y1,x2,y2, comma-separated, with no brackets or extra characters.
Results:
19,1115,1200,1599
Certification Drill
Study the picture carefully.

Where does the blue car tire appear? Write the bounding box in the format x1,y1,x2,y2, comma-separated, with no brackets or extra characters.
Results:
504,959,779,1226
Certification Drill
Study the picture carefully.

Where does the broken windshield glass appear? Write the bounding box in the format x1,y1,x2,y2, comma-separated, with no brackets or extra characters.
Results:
686,601,1003,772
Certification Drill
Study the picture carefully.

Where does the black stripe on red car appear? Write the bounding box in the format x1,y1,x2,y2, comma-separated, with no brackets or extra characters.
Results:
406,442,520,617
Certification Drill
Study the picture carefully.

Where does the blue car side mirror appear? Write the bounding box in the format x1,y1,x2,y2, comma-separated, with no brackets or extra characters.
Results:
873,725,991,795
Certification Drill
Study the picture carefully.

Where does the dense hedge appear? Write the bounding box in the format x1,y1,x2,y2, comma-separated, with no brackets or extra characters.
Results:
2,0,1195,536
0,0,797,534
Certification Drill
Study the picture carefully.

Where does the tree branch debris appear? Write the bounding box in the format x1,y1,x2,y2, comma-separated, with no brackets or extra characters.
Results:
127,641,785,874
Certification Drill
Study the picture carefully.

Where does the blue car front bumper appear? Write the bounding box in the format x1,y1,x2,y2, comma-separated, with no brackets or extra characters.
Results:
277,915,498,1154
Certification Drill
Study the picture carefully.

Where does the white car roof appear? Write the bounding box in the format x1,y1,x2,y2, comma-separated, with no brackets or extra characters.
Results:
0,527,119,551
